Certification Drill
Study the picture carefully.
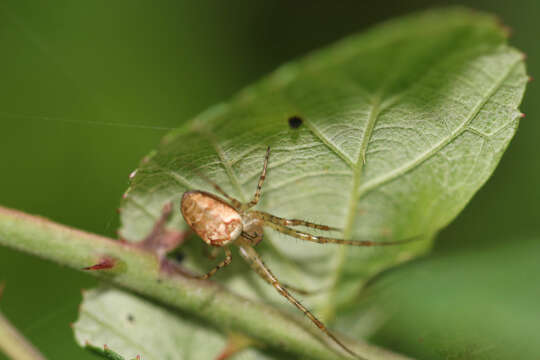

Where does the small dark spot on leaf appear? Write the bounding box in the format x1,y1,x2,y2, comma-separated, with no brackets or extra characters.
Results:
288,116,303,129
172,252,185,263
127,314,135,322
157,278,163,284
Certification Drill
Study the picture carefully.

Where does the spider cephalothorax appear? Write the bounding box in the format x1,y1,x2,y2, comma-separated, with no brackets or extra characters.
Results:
180,147,414,359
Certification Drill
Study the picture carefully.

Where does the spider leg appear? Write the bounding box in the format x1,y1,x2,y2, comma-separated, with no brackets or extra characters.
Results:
196,247,232,280
244,146,270,210
195,170,242,209
203,246,220,260
281,283,325,296
264,221,419,247
254,211,341,232
241,231,256,241
237,240,361,359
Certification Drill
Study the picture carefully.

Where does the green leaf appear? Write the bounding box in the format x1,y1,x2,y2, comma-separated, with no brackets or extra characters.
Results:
113,7,526,358
85,343,127,360
362,237,540,359
74,288,272,360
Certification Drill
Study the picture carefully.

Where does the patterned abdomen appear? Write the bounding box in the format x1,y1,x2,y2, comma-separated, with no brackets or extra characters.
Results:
180,191,243,246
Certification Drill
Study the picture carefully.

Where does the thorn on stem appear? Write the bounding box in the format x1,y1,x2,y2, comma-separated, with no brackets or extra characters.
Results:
83,257,116,271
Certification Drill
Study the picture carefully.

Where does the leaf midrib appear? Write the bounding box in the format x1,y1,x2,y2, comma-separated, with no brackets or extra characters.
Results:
318,54,521,321
321,94,383,321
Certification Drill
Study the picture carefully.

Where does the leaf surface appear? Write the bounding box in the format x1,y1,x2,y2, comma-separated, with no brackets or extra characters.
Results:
103,7,526,359
74,288,272,360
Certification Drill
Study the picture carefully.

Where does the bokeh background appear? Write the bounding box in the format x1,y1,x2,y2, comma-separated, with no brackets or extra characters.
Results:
0,1,537,359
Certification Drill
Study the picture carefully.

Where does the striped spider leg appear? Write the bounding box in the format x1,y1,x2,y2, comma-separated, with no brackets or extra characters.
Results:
180,146,414,359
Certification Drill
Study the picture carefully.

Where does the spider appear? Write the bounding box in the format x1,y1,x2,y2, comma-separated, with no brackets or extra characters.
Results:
180,147,413,359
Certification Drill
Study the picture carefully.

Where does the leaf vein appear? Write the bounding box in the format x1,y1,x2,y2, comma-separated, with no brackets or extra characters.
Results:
302,119,355,169
206,134,248,202
125,196,158,221
356,58,521,197
322,95,383,321
157,166,197,190
262,171,352,194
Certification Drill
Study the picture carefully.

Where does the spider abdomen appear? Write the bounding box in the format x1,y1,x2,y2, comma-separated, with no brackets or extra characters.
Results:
180,190,243,246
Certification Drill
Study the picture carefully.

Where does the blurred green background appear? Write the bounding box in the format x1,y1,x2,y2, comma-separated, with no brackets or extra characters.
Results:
0,1,537,359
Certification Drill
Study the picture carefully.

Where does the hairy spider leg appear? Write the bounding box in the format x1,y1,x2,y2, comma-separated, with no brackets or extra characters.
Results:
196,247,232,280
194,170,243,210
254,211,341,232
241,230,320,296
263,221,419,247
280,283,327,296
244,146,270,210
237,238,362,359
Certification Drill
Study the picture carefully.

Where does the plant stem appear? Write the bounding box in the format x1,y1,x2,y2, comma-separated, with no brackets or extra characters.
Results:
0,206,411,360
0,310,46,360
